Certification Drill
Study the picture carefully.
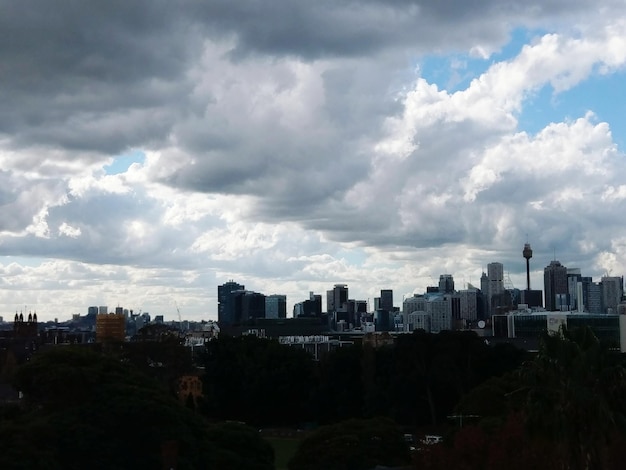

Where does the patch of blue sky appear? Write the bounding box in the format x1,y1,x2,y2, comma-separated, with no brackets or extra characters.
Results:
417,27,542,93
337,247,367,267
104,149,146,175
517,68,626,149
0,256,45,268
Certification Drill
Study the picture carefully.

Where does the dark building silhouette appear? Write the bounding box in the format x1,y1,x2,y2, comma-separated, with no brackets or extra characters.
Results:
544,260,568,311
218,280,245,326
235,290,266,323
265,294,287,319
294,292,322,318
13,311,38,338
379,289,394,311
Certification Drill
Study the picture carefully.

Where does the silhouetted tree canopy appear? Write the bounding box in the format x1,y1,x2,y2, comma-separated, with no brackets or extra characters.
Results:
201,335,316,426
288,417,410,470
0,346,274,470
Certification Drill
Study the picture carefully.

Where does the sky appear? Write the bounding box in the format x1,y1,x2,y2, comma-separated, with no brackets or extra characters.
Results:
1,1,626,321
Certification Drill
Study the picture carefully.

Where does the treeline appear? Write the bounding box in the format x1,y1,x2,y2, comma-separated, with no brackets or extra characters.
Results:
419,326,626,469
200,330,526,428
5,327,625,469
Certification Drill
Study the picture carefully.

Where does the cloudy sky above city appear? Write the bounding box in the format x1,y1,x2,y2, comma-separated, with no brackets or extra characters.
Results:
1,1,626,321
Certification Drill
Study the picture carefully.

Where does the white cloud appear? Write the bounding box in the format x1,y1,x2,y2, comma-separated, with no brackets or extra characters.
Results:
2,4,626,320
58,223,81,238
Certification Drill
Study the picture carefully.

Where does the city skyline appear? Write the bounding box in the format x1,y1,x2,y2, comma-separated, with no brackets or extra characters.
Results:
2,252,621,323
1,2,626,321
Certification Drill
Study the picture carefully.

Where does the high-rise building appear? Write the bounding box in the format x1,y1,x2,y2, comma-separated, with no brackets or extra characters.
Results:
586,280,602,314
380,289,393,311
458,288,478,322
480,271,489,316
566,268,582,311
544,260,568,311
403,294,425,310
327,284,348,314
601,276,623,314
427,294,452,333
487,262,504,317
293,292,322,318
438,275,455,294
237,291,266,323
265,294,287,319
218,280,245,326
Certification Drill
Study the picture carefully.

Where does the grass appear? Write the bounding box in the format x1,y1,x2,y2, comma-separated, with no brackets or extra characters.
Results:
266,436,302,470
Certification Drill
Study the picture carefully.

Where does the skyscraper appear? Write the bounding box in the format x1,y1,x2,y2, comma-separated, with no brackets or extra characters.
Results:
487,262,504,316
601,276,623,314
544,260,568,311
380,289,393,311
438,274,455,294
567,268,582,311
218,280,245,326
265,294,287,319
327,284,348,314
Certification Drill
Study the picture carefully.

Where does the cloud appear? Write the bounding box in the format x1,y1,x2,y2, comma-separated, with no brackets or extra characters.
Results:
1,1,626,319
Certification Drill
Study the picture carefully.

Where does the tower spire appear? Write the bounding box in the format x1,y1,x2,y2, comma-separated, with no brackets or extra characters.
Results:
523,243,533,290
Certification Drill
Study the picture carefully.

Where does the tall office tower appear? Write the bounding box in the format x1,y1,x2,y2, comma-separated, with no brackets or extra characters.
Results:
380,289,393,311
587,281,602,314
265,294,287,319
239,291,266,322
294,292,323,318
601,276,624,314
427,295,452,333
581,277,593,312
544,260,568,311
88,306,98,316
487,262,504,316
567,268,582,311
218,280,245,326
438,274,455,294
327,284,348,326
458,288,478,322
328,284,348,313
480,271,489,316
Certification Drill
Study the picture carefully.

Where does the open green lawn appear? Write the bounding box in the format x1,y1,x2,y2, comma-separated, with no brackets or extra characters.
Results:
266,437,302,470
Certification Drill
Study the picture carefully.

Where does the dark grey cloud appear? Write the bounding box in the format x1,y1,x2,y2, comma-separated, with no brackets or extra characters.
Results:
0,1,196,153
2,0,615,155
1,0,625,320
193,0,601,59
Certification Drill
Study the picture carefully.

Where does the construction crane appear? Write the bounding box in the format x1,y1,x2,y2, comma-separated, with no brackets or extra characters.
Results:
175,301,182,332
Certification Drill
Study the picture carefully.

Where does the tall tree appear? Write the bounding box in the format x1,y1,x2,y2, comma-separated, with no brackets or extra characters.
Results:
521,326,626,469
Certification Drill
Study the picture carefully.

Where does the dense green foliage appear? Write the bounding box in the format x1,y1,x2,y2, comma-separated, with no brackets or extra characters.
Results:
288,417,411,470
427,326,626,470
521,326,626,469
201,334,317,426
201,331,526,428
0,347,273,470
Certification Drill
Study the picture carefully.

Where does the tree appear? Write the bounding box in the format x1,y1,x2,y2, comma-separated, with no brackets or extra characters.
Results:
2,346,275,470
288,417,410,470
521,326,626,469
201,335,316,426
